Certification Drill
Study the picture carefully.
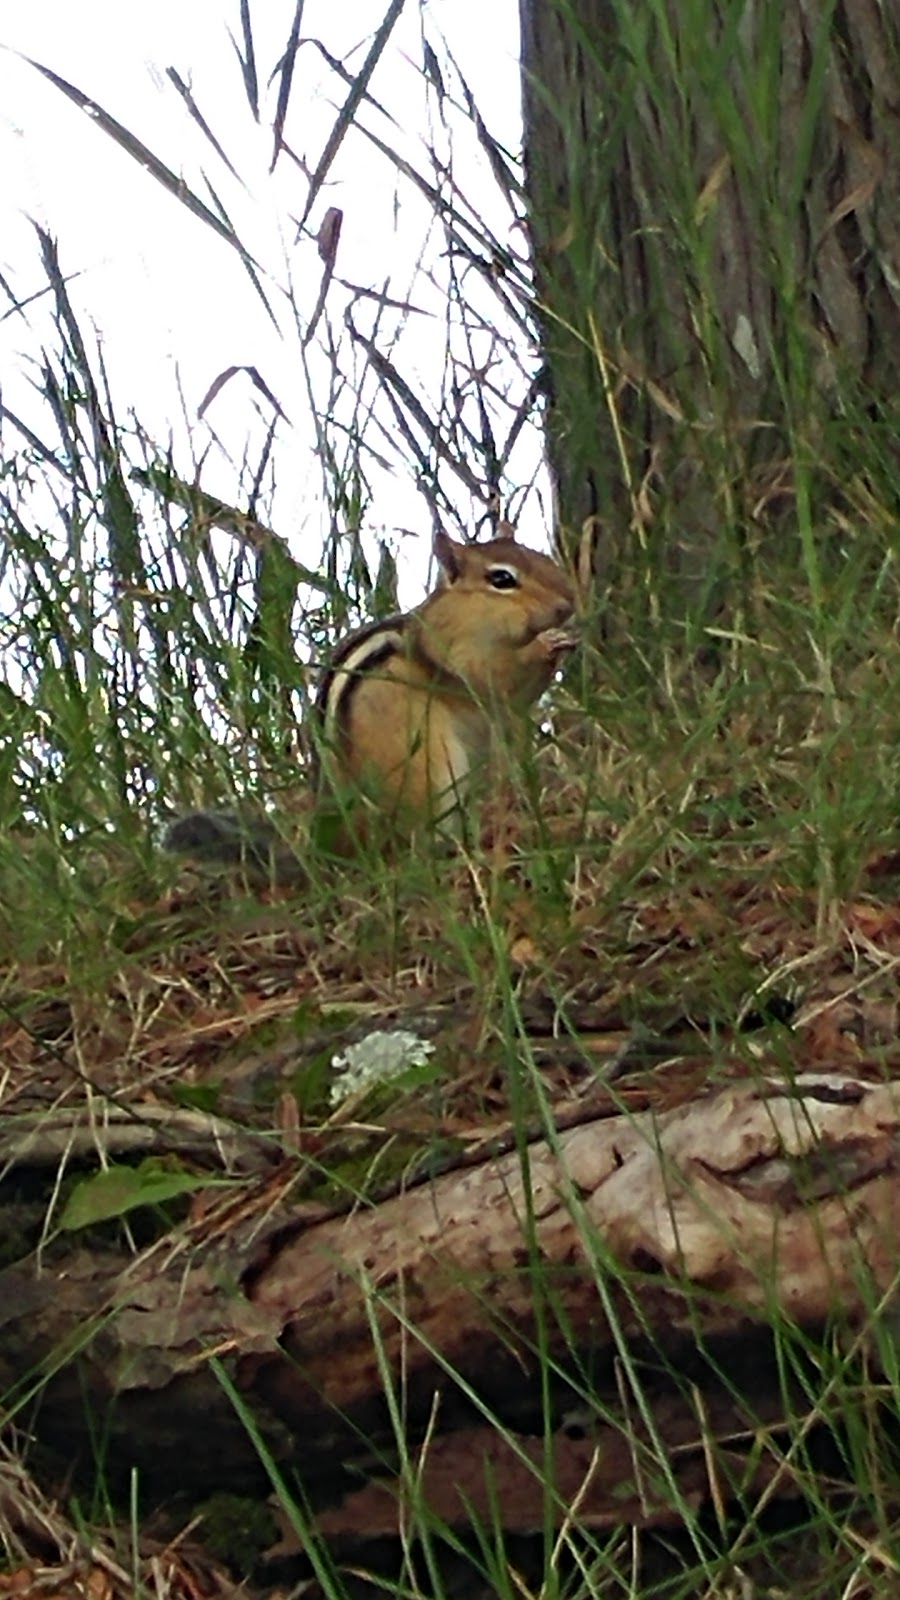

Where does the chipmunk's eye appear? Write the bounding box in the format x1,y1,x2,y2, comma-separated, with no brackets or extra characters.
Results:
486,565,520,591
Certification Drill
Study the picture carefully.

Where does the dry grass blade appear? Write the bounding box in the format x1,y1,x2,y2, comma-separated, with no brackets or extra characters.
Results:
296,0,407,234
313,61,532,305
0,266,68,325
422,39,445,102
197,364,290,423
0,403,73,480
20,54,256,260
346,312,485,499
270,0,306,173
166,67,243,182
309,37,401,129
498,372,545,476
447,48,524,209
334,280,430,316
233,0,260,121
197,173,280,326
246,412,278,518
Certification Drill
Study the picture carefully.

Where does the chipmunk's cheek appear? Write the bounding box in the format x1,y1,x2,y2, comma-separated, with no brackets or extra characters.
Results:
512,615,551,647
515,599,576,648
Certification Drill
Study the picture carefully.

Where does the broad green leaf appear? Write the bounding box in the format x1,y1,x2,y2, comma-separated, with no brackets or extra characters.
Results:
60,1161,231,1231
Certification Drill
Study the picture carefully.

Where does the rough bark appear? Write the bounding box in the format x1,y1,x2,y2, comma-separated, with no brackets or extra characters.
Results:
2,1070,898,1529
519,0,900,610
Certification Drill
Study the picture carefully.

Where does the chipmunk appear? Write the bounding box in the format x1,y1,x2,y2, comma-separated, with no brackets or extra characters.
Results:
164,528,576,882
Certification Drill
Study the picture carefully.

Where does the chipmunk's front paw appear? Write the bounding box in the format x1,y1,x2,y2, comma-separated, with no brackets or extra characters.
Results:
535,626,578,661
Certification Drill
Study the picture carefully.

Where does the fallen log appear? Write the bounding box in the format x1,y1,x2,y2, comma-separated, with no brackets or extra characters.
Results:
1,1069,896,1524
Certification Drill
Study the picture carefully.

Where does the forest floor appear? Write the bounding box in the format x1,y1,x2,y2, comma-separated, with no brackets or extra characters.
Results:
4,653,900,1600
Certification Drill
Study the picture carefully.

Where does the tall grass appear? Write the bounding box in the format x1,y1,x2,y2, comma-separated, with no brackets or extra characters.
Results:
0,5,551,894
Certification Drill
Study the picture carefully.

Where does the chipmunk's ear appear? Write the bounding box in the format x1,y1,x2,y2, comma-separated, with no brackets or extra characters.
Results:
433,528,464,583
495,518,518,541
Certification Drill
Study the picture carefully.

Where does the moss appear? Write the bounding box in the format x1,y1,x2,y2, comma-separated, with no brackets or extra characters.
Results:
195,1492,277,1572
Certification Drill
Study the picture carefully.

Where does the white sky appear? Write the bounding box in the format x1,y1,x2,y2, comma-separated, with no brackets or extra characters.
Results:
0,0,546,597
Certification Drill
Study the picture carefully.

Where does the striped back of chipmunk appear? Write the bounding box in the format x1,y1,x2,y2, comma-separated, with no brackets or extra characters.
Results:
313,612,409,768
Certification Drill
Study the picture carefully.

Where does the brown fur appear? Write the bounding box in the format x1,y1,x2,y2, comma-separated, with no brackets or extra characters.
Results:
165,530,576,874
317,532,575,829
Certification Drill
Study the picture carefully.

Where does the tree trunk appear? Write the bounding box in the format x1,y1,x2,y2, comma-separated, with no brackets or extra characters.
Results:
519,0,900,616
3,1070,897,1535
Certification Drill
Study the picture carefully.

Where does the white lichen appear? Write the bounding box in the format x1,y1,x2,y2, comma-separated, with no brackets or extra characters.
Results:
330,1029,435,1106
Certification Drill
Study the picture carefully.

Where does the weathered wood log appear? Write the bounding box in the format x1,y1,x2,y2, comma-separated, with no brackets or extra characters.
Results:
2,1070,896,1523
